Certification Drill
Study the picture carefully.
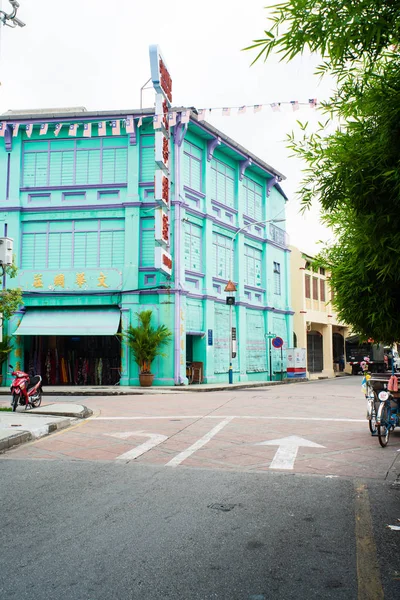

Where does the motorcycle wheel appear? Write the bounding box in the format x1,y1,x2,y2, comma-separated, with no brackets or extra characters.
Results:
30,390,42,409
12,393,19,412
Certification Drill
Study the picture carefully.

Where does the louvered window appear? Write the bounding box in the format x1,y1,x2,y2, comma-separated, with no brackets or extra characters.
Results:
140,218,155,267
22,139,127,188
183,141,202,192
210,158,235,207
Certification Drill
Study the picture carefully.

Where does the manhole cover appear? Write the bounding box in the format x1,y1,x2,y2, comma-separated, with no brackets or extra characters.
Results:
208,503,236,512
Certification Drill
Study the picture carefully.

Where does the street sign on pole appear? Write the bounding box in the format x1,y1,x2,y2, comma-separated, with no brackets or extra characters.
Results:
272,336,284,349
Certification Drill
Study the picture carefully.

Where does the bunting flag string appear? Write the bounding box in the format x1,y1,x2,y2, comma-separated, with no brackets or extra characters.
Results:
0,98,319,139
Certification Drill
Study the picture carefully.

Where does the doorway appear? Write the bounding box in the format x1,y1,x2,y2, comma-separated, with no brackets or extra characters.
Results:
307,331,323,373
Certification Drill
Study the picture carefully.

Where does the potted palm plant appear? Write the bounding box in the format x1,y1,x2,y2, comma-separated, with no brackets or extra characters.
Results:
0,335,13,386
122,310,172,387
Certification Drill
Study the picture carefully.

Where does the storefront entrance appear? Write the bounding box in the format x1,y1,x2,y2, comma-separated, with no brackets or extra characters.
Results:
14,307,121,386
307,330,323,373
24,335,121,386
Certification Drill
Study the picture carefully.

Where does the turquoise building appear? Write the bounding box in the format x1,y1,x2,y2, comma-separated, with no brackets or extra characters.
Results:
0,107,293,386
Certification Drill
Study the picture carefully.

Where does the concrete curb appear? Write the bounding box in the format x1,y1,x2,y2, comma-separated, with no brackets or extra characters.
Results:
0,416,76,453
0,378,308,396
30,405,93,419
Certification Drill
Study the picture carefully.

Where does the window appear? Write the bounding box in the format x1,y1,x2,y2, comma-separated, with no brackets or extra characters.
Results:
140,218,155,267
245,245,262,287
183,141,202,192
319,267,325,276
305,261,311,270
184,223,202,272
320,279,326,302
140,134,155,182
210,158,235,207
312,277,319,300
212,233,233,280
22,139,128,188
21,218,124,269
305,274,311,298
273,261,281,295
243,176,262,220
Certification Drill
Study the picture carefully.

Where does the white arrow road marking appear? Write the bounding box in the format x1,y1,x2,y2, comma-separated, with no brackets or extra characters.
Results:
105,431,168,461
256,435,325,470
166,417,234,467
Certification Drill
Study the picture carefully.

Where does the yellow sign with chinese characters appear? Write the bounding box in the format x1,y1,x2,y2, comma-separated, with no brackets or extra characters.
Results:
54,274,65,288
97,272,109,288
33,274,43,288
75,272,87,288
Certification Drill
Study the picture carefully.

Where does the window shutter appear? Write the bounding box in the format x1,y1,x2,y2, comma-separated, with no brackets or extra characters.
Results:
305,275,311,298
312,277,319,300
320,279,326,302
21,235,34,268
140,219,155,267
22,154,37,187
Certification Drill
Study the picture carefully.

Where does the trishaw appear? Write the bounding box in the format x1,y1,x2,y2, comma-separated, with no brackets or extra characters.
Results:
366,372,400,447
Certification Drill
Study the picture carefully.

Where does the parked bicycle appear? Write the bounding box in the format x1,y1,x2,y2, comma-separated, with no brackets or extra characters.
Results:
368,374,400,447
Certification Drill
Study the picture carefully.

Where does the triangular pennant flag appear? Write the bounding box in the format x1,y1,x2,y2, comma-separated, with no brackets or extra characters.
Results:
168,112,177,126
290,100,299,112
83,122,92,137
125,117,135,133
26,124,33,138
222,107,231,117
238,106,246,115
54,123,62,136
271,103,280,113
153,114,162,129
0,123,5,137
181,110,190,124
111,120,121,135
137,117,143,128
309,98,317,108
197,109,207,121
12,123,19,137
253,105,262,113
40,123,49,136
98,121,106,136
69,123,78,136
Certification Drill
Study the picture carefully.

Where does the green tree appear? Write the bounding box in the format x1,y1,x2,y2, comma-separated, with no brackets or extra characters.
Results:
246,1,400,343
122,310,172,374
0,262,23,322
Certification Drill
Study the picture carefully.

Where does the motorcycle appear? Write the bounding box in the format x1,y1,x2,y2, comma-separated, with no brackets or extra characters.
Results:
9,364,43,412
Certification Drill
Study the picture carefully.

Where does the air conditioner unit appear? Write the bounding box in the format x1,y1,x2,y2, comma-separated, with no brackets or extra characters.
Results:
0,237,13,266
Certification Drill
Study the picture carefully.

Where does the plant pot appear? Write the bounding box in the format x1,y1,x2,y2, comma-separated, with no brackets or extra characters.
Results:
139,373,155,387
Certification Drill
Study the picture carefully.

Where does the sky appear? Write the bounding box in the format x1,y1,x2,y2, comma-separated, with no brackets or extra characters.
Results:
0,0,336,254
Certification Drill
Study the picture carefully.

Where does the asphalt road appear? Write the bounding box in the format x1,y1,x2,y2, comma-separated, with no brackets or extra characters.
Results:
1,378,399,600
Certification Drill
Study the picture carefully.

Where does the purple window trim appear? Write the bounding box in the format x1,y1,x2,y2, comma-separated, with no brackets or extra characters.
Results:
243,215,266,226
255,293,262,302
244,284,265,293
20,183,128,192
185,194,200,208
244,291,251,300
144,274,156,285
187,330,205,336
185,277,200,289
62,192,87,202
139,182,155,188
212,206,221,217
6,153,10,200
213,276,232,285
139,267,157,272
28,193,51,203
183,185,206,199
97,189,120,199
211,199,238,214
225,212,233,223
213,284,221,294
185,269,205,278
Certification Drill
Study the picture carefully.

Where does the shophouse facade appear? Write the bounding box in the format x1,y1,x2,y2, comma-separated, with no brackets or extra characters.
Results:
290,246,349,379
0,106,292,386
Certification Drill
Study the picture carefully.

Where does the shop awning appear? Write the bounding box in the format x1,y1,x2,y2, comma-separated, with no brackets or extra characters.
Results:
14,308,121,336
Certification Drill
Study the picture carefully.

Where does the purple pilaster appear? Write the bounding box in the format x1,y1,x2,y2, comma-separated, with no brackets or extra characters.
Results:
173,121,186,384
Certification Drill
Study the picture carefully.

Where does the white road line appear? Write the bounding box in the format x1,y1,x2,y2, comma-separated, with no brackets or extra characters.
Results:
113,432,168,461
95,415,365,423
165,417,235,467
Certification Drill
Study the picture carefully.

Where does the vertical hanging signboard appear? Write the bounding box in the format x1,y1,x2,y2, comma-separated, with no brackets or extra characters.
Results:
150,45,173,276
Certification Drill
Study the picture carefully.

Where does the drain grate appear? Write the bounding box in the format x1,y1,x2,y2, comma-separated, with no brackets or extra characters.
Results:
208,503,236,512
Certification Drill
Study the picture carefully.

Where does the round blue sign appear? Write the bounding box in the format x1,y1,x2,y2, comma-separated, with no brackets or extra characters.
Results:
272,336,284,349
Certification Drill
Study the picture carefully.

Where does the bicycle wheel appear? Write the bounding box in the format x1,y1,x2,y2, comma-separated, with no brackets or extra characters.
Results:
377,404,390,447
369,411,377,434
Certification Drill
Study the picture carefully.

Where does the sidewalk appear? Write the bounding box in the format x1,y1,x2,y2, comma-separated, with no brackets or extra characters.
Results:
0,403,92,453
0,378,307,396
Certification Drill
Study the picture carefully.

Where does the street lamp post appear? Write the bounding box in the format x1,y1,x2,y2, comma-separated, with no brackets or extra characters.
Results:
0,1,26,28
224,217,286,384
